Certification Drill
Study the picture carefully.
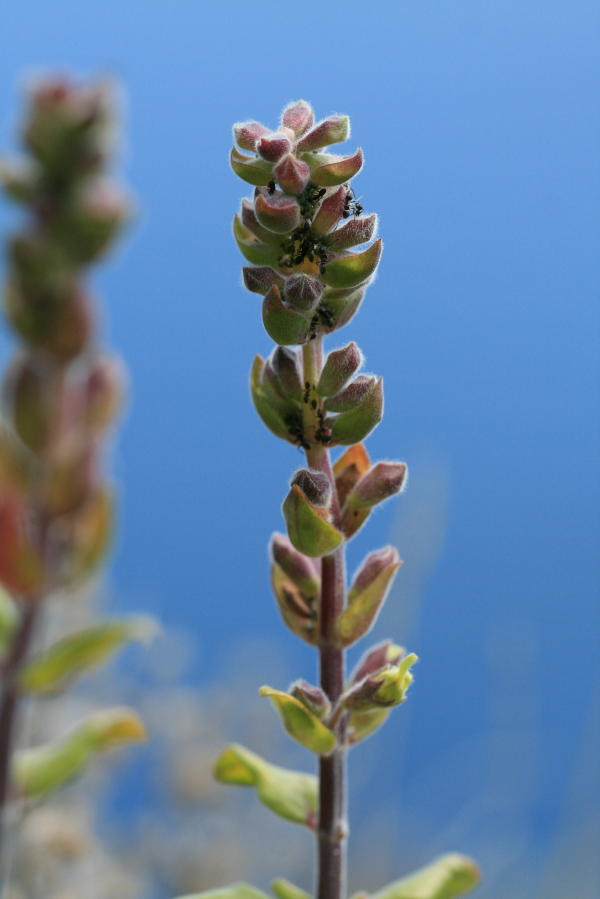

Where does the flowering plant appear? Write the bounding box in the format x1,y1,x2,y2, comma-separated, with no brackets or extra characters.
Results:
182,101,480,899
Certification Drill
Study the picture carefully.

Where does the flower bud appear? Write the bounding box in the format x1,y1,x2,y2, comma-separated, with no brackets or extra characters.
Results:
6,283,93,361
297,116,350,153
271,561,317,645
351,640,405,685
7,356,62,454
350,546,400,598
317,343,362,398
310,147,364,187
274,154,310,195
333,443,371,507
255,192,301,234
341,652,417,711
346,461,408,510
291,469,331,507
260,360,299,422
262,285,312,346
311,185,347,236
242,265,285,295
290,679,331,719
281,100,314,136
240,198,281,245
337,547,402,646
328,214,378,251
24,79,111,175
271,347,303,401
370,653,418,707
42,441,100,516
233,120,269,151
283,484,343,558
84,355,125,432
324,374,375,412
329,376,383,445
270,533,320,598
60,180,130,263
284,273,323,312
257,132,292,163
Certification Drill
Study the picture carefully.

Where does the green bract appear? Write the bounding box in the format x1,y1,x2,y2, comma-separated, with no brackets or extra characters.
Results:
20,615,158,694
370,853,481,899
214,743,317,827
13,707,146,798
283,484,344,557
176,886,269,899
271,881,310,899
259,686,337,754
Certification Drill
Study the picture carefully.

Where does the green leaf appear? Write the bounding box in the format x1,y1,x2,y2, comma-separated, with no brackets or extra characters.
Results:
259,686,337,754
13,706,146,798
337,561,402,647
214,743,317,827
370,853,480,899
271,879,311,899
283,484,344,558
0,586,17,654
230,147,274,186
175,886,270,899
322,239,382,289
20,615,158,694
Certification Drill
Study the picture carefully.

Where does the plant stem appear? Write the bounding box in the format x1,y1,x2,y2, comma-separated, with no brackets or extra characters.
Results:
0,598,38,872
303,339,348,899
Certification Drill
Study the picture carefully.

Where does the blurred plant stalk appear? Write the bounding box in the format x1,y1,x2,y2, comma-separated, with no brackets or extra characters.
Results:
0,77,147,875
202,102,481,899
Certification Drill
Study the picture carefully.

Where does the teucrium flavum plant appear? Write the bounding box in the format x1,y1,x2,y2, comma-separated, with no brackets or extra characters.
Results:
0,78,152,869
186,103,481,898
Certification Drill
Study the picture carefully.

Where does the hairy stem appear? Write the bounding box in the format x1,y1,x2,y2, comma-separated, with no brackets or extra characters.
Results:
303,339,347,899
0,598,38,871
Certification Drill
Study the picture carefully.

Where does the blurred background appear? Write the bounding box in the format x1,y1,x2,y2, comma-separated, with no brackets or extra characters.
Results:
0,1,598,897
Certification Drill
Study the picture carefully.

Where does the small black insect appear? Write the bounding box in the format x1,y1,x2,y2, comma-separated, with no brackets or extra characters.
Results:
315,408,332,444
287,422,310,451
317,304,335,329
303,381,311,404
267,180,276,195
343,186,363,218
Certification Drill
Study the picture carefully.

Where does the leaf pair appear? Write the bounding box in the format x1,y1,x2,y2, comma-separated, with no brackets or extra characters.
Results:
174,853,480,899
176,881,309,899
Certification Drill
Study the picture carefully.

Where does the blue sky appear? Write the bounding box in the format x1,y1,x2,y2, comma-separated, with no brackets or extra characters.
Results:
1,1,599,894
